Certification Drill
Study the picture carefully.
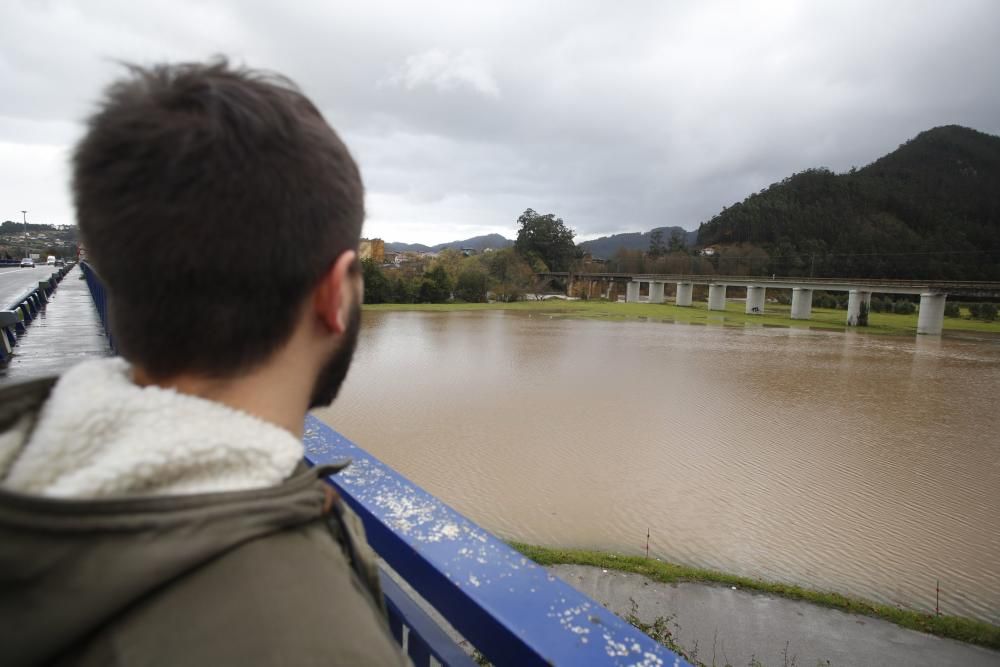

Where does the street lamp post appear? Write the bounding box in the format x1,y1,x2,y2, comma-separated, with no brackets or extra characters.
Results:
21,210,28,260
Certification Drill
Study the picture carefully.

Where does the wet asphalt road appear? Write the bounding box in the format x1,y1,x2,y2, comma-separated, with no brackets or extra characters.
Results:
0,265,61,309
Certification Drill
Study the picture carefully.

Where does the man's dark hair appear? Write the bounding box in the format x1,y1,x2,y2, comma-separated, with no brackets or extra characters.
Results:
73,58,363,378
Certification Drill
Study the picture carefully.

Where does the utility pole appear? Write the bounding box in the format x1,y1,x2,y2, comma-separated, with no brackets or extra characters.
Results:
21,210,28,259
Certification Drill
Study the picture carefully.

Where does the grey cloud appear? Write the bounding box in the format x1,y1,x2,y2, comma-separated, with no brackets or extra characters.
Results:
1,0,998,243
380,49,500,98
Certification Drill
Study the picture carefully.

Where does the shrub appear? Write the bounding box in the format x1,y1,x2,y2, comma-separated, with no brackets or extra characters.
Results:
814,293,838,309
454,269,488,303
893,300,916,315
965,303,998,321
494,288,524,303
390,276,419,303
944,302,961,318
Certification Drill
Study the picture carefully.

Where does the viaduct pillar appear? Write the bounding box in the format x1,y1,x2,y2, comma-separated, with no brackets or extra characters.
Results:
846,290,873,326
676,282,693,306
708,284,726,311
917,293,946,335
626,281,640,303
791,287,813,320
649,281,665,304
745,286,766,314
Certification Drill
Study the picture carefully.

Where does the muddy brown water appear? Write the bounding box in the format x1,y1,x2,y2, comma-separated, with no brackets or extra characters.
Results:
313,310,1000,624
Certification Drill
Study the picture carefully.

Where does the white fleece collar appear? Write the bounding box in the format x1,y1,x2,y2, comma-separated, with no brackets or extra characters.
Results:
2,358,304,498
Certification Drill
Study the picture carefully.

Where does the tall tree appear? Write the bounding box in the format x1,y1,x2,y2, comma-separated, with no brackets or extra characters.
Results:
418,265,453,303
648,229,666,258
514,208,576,272
431,248,466,284
361,258,390,304
486,248,534,302
454,267,488,302
668,230,687,253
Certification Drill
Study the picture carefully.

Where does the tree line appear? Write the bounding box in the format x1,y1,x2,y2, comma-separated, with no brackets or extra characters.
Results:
363,209,578,304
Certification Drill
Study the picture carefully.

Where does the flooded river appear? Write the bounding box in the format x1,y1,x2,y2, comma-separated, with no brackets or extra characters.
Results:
313,310,1000,624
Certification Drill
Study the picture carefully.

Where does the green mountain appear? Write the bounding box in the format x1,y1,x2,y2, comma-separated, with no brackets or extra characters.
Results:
579,226,698,260
386,233,513,254
696,125,1000,280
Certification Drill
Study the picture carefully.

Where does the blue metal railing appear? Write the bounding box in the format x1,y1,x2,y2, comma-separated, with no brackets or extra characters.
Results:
79,262,115,352
79,261,687,667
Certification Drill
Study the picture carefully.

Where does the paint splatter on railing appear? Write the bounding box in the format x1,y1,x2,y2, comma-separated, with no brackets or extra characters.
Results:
303,415,688,666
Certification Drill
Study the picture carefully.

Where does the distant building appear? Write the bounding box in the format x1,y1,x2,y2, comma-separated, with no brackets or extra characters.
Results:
580,253,608,269
699,246,717,257
460,247,477,257
397,251,424,265
359,238,385,263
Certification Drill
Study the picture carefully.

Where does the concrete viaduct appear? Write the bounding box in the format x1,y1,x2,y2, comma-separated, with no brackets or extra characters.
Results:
535,272,1000,335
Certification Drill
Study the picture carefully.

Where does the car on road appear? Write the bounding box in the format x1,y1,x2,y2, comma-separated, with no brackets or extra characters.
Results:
20,258,34,268
54,259,65,267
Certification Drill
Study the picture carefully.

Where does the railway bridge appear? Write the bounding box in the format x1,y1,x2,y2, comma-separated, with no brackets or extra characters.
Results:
536,272,1000,335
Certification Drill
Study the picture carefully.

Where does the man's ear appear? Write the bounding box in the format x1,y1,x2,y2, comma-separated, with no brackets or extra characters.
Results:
314,250,359,334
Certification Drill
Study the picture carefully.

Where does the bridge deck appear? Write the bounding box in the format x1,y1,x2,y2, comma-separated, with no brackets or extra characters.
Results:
0,266,111,383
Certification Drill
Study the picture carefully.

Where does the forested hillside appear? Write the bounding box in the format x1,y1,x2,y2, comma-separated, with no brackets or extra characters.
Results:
696,126,1000,280
579,227,697,259
386,233,513,254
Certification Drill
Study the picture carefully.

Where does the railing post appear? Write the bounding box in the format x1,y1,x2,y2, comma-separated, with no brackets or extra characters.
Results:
0,311,18,362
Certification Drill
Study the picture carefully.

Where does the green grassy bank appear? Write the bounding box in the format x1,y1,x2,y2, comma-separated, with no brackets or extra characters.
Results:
364,299,1000,337
510,542,1000,650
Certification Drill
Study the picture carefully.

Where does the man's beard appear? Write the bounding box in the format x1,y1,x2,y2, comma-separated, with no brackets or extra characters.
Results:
308,301,362,409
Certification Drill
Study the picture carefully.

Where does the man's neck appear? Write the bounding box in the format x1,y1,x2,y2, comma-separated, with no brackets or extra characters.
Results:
131,362,311,438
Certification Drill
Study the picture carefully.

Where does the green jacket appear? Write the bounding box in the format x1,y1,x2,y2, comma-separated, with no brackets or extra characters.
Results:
0,377,409,666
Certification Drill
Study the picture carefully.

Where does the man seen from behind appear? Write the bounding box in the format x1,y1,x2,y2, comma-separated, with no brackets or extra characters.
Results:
0,59,408,666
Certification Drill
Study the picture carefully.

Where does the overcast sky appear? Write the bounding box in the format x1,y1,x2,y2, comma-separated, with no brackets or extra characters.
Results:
2,1,998,245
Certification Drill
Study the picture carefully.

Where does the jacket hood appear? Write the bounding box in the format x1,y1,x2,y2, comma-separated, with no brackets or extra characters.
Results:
0,376,342,665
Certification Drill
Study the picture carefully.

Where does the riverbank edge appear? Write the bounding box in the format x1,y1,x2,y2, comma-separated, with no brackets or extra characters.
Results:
363,300,1000,337
508,542,1000,650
